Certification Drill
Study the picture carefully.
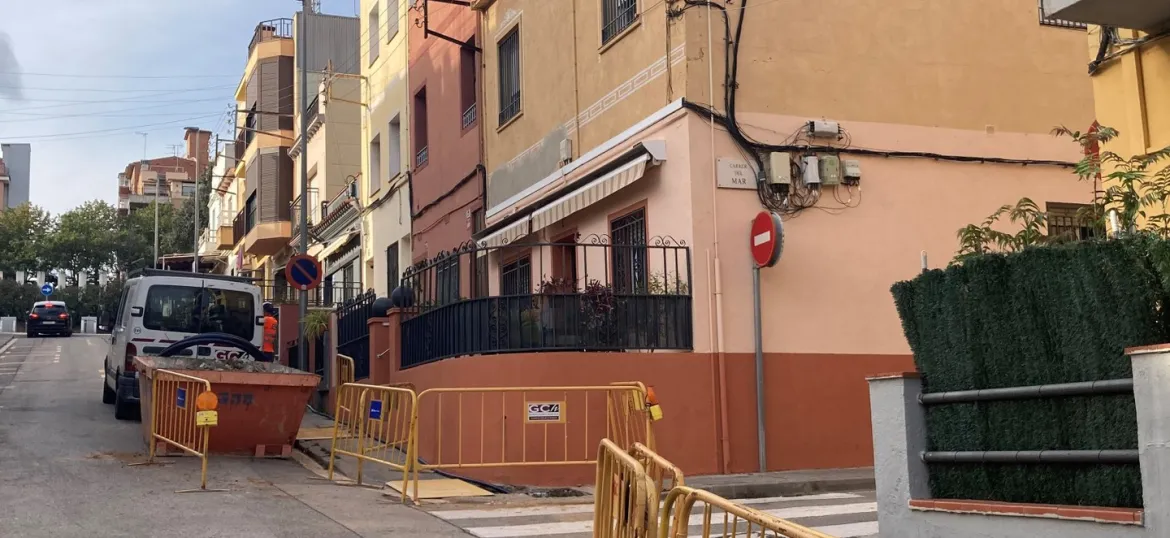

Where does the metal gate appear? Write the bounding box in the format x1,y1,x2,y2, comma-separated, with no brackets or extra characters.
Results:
336,290,376,381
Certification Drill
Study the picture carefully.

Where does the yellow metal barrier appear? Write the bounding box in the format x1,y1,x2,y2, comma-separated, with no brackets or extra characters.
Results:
413,385,653,500
337,353,356,386
630,442,684,494
595,439,658,538
137,369,223,493
327,382,418,503
658,486,838,538
609,381,656,450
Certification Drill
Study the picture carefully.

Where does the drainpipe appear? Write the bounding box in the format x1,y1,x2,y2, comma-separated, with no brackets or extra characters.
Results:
706,2,731,474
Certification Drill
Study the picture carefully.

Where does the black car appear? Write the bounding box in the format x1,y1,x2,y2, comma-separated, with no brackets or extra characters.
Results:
27,301,73,337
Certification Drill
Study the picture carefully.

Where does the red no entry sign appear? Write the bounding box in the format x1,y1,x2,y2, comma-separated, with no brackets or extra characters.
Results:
750,211,783,268
285,254,323,291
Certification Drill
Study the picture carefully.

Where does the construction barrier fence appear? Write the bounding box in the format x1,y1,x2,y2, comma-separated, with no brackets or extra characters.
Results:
595,439,659,538
411,384,653,493
327,382,418,502
657,486,837,538
140,369,217,492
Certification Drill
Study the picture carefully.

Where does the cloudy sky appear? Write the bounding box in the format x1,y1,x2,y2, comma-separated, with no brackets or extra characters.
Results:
0,0,358,215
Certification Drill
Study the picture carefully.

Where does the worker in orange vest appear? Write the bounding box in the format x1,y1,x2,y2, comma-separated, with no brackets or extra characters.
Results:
261,302,278,362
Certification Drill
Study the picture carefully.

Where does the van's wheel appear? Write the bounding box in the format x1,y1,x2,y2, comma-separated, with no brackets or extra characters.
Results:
113,383,135,420
102,375,116,405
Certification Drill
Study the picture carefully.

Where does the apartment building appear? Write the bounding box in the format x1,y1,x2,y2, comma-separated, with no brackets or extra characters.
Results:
289,11,365,304
1042,1,1170,160
227,19,297,280
116,128,209,215
197,142,238,269
356,0,413,297
394,0,1096,480
407,0,485,262
0,143,29,209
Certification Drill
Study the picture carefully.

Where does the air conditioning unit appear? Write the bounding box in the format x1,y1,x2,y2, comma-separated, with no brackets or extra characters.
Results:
559,139,573,165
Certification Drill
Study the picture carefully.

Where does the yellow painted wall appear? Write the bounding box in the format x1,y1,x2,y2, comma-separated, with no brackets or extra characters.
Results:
682,0,1093,134
1089,27,1170,156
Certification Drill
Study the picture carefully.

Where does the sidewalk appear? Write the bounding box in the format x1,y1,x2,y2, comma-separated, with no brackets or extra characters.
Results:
294,411,873,503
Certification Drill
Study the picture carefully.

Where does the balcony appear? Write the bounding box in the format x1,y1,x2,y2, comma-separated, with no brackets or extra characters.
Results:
233,209,246,245
399,238,694,368
1042,0,1170,31
255,279,365,308
462,103,477,129
416,146,429,168
290,188,320,246
248,18,293,57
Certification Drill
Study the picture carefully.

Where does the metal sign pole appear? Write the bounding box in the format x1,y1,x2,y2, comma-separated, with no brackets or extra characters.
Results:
753,263,766,473
297,0,311,371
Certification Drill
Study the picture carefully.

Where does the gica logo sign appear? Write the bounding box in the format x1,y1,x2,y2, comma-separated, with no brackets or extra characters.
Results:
526,402,562,422
214,349,244,360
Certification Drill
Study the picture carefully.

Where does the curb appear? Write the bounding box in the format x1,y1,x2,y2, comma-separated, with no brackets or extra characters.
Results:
694,476,876,500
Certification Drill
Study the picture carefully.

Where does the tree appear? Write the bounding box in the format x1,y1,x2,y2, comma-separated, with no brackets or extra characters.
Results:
47,200,118,285
0,202,54,278
112,201,178,273
954,124,1170,262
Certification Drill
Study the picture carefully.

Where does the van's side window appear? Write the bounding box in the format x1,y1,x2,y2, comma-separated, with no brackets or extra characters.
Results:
113,286,131,328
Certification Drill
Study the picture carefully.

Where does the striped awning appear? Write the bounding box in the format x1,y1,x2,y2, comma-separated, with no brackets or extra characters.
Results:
318,231,357,260
529,154,652,234
478,215,531,248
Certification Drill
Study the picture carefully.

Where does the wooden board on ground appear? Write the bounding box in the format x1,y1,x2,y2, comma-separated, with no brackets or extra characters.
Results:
386,478,493,499
295,426,351,441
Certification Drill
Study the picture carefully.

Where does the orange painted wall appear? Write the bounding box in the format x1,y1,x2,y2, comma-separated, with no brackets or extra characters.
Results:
384,346,913,486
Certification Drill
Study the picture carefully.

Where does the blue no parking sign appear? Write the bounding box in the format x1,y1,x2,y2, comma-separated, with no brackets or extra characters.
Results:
284,254,323,291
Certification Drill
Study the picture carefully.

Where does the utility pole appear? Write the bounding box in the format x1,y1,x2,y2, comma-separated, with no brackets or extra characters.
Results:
297,0,311,371
192,136,203,273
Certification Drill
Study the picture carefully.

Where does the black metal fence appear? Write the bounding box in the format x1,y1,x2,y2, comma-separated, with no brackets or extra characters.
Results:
256,280,365,308
400,235,693,368
336,290,376,380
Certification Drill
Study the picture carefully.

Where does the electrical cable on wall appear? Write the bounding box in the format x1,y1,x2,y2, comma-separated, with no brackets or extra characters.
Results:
672,0,1077,218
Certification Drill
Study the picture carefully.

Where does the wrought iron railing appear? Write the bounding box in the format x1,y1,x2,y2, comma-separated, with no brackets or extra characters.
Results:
306,95,319,122
1037,0,1087,29
256,280,365,308
233,209,246,244
602,0,639,44
337,291,377,380
399,236,693,368
462,103,477,129
415,146,429,168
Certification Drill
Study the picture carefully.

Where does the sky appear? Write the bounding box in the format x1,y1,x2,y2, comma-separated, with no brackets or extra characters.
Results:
0,0,360,215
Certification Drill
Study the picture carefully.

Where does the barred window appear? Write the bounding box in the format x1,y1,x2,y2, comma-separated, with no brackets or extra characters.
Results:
497,27,521,126
1047,202,1096,241
501,256,531,296
1038,0,1086,29
602,0,638,44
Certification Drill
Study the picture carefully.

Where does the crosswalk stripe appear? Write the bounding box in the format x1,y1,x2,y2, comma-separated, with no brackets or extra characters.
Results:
815,521,880,537
461,502,877,537
431,492,862,521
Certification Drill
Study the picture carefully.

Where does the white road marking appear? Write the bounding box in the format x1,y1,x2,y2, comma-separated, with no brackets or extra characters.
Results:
463,502,877,537
0,339,16,355
431,492,862,521
815,521,880,537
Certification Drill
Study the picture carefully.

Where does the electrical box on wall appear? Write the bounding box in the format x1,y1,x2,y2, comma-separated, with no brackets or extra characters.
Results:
808,120,840,138
802,155,821,185
818,155,841,186
768,152,792,184
843,159,862,184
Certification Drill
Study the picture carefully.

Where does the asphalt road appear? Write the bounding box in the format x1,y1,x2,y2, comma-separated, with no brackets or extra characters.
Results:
0,335,470,538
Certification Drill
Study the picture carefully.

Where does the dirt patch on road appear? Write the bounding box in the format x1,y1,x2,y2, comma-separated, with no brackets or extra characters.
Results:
85,451,145,463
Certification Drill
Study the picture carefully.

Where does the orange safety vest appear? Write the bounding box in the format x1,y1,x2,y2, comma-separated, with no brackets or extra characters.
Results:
262,315,278,353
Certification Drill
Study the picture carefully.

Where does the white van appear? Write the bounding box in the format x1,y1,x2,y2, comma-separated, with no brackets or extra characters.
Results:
102,269,265,420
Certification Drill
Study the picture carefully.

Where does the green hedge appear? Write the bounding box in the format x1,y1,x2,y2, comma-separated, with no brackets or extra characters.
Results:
890,238,1170,508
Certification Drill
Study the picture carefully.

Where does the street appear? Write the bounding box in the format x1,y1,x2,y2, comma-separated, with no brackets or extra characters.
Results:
0,335,470,538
